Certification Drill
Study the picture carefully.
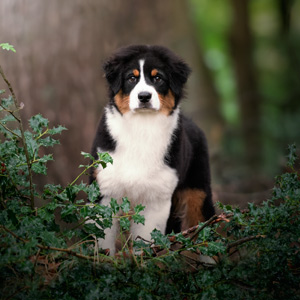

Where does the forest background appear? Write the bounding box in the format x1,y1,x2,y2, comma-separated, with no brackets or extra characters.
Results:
1,0,300,208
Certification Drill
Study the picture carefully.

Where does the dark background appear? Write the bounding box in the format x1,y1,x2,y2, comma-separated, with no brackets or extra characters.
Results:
1,0,300,207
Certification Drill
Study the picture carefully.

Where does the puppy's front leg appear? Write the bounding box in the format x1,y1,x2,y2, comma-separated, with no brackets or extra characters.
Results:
130,199,171,243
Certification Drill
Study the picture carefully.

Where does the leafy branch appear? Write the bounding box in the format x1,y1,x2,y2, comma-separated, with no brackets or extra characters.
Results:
0,224,110,262
0,63,35,209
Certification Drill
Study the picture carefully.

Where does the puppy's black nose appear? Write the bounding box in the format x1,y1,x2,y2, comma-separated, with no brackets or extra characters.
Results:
138,91,152,103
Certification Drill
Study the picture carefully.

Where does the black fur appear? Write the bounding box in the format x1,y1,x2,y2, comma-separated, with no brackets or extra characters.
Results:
103,45,191,111
90,45,215,233
165,115,215,233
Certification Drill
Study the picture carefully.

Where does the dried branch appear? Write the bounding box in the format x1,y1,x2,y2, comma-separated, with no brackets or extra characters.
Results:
189,215,219,242
227,234,266,251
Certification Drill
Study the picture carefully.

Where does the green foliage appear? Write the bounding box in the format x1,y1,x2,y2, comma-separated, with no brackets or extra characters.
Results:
0,43,16,52
1,64,299,299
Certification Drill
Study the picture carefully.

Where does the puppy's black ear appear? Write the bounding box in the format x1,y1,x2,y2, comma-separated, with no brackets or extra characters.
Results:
169,60,191,99
103,58,122,95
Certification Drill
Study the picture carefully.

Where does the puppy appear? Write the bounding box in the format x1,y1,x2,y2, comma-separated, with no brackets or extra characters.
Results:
90,45,215,255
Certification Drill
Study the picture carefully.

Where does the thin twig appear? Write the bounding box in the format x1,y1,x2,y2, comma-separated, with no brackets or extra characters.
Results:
135,235,153,244
227,234,266,251
0,121,21,138
190,215,219,242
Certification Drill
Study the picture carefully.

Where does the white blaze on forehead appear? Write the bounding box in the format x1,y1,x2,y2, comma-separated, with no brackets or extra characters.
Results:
129,59,161,111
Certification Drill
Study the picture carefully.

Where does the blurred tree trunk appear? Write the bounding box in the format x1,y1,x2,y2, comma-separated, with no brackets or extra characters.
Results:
229,0,262,176
180,1,225,153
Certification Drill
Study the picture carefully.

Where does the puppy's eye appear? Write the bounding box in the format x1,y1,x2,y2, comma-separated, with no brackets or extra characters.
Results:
153,75,162,83
128,76,137,84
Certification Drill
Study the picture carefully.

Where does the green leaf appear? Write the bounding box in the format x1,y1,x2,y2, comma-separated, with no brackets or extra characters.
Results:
287,143,297,168
1,95,14,109
120,197,130,213
39,231,62,248
81,151,94,161
98,152,113,165
65,186,76,203
48,125,67,135
151,229,170,248
119,217,130,231
132,213,145,225
134,204,145,214
38,136,60,147
87,181,100,202
60,203,78,223
32,161,47,175
25,131,38,157
110,198,120,214
0,43,16,52
38,154,53,163
29,114,49,134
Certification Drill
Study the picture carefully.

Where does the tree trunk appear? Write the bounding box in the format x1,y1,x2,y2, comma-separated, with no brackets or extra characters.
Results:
230,0,262,176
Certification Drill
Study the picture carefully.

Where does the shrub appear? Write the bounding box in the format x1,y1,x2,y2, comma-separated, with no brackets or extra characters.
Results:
0,45,299,300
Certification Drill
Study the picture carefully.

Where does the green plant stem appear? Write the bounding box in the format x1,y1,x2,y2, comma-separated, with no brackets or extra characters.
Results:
0,64,35,209
70,163,96,187
0,103,21,122
35,128,49,140
0,120,21,138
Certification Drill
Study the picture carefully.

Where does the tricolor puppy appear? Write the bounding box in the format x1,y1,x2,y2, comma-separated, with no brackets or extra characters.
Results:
90,45,215,255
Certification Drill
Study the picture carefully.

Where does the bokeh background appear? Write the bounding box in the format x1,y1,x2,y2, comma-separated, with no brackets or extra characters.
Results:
1,0,300,207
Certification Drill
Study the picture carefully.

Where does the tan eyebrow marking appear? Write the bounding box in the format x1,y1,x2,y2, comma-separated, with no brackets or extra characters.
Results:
151,69,158,77
133,69,139,77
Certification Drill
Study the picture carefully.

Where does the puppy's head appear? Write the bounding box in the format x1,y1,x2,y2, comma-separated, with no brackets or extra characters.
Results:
103,45,191,115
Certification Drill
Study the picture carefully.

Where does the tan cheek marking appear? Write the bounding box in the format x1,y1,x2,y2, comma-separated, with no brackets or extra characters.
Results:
158,90,175,115
151,69,158,77
114,90,130,114
174,188,207,231
133,69,139,77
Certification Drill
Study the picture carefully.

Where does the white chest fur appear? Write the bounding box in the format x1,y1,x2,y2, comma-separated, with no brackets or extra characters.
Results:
96,107,179,205
95,107,180,254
